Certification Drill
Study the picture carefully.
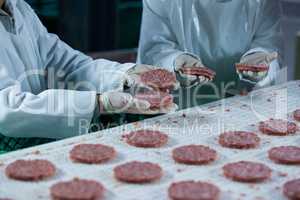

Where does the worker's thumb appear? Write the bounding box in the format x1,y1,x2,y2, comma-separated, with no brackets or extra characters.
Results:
133,99,151,111
266,52,278,64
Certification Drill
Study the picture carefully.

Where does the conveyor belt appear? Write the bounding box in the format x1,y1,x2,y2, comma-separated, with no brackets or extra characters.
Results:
0,81,300,200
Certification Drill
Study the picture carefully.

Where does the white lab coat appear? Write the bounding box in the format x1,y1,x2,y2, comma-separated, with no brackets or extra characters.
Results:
0,0,134,139
138,0,282,102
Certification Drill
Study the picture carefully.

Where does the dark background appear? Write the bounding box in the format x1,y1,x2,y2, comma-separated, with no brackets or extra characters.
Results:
25,0,300,80
26,0,142,52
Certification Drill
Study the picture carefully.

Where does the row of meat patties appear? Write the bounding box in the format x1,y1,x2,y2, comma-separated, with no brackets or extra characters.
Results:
2,110,300,200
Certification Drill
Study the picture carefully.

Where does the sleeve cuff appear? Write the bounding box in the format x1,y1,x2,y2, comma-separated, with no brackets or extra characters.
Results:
242,47,269,58
159,51,201,72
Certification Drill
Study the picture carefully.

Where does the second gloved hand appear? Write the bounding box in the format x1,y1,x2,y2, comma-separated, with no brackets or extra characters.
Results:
238,52,278,84
174,54,211,88
98,92,151,114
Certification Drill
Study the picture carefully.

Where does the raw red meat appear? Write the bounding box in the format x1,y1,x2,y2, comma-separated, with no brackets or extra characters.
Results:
5,159,56,181
259,119,298,136
50,178,104,200
283,179,300,200
180,67,216,80
294,109,300,122
114,161,163,183
168,181,220,200
123,130,168,148
140,69,176,91
236,64,269,72
172,145,217,165
70,144,116,164
219,131,260,149
223,161,272,183
268,146,300,165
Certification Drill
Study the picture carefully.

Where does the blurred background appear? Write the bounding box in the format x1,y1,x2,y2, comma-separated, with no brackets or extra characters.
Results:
25,0,300,80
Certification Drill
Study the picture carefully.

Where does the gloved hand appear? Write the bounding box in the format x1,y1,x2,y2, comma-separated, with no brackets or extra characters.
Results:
174,54,211,88
125,64,180,92
98,92,154,114
238,52,278,84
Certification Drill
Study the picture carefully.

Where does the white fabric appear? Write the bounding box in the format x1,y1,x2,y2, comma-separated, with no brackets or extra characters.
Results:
241,49,280,87
100,92,150,114
138,0,282,88
0,0,134,139
174,54,209,87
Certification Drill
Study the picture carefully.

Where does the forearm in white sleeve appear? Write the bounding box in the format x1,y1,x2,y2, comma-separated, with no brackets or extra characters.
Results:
24,1,134,94
137,0,185,71
0,85,97,139
244,0,282,66
38,32,134,94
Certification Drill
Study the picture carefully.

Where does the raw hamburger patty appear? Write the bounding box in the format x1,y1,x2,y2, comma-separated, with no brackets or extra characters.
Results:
5,159,56,181
259,119,298,136
114,161,162,183
268,146,300,165
236,64,269,72
172,145,217,165
180,67,216,80
219,131,260,149
70,144,116,164
123,130,168,148
294,109,300,121
223,161,272,183
140,69,176,91
283,179,300,200
134,91,173,109
168,181,220,200
50,178,104,200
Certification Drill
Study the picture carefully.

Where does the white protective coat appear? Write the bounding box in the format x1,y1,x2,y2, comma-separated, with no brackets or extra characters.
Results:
138,0,282,94
0,0,134,139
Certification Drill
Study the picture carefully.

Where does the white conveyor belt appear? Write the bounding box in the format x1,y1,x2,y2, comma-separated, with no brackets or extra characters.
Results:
0,81,300,200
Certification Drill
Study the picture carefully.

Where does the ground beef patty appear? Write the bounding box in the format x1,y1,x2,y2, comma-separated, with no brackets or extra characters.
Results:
140,69,176,91
70,144,116,164
168,181,220,200
123,130,168,148
236,64,269,72
283,179,300,200
50,178,104,200
223,161,272,183
172,145,217,165
180,67,216,80
5,159,56,181
219,131,260,149
259,119,298,136
294,109,300,122
134,91,173,109
268,146,300,165
114,161,162,183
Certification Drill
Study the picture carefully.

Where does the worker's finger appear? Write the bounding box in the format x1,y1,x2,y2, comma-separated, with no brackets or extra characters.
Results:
116,93,134,109
195,62,204,68
132,98,151,111
131,81,155,93
179,70,198,82
242,70,267,78
172,80,181,90
132,64,157,74
265,52,278,64
199,76,211,84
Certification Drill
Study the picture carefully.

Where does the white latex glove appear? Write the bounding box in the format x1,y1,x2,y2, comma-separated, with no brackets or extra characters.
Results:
238,52,278,84
99,92,153,114
125,64,180,92
174,54,210,88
